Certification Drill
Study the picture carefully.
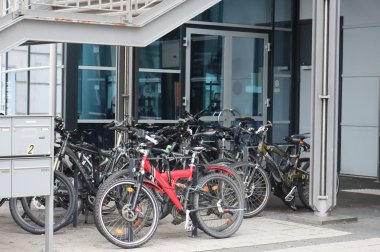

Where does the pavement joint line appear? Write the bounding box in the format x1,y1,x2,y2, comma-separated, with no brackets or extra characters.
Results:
341,189,380,196
266,238,380,252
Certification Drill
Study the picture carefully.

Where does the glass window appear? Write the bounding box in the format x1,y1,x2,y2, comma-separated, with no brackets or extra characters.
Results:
189,34,224,116
29,68,50,114
272,29,292,143
274,30,292,75
193,0,272,27
78,69,116,120
231,36,264,117
77,123,115,149
137,29,181,121
7,47,28,69
79,44,116,67
137,72,180,120
273,77,291,121
275,0,292,28
139,29,180,70
6,71,28,115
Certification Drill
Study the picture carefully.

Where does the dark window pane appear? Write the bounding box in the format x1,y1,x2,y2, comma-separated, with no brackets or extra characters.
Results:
193,0,272,27
137,72,180,120
77,123,115,149
189,34,224,116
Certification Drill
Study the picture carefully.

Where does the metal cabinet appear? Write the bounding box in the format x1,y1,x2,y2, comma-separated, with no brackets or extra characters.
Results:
0,116,53,198
12,158,51,197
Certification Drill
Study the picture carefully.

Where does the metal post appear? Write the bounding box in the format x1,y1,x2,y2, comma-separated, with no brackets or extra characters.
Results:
45,43,57,252
310,0,340,217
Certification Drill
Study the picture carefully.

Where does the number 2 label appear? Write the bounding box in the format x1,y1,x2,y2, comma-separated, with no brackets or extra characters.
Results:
27,144,35,155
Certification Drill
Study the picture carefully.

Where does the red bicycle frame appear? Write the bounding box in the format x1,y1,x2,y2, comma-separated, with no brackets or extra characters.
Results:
139,150,233,212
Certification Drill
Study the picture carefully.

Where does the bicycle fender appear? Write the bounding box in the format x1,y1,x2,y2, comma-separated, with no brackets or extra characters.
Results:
143,180,164,194
206,165,233,175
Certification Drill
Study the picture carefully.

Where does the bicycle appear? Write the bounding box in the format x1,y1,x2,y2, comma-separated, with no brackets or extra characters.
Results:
94,132,244,249
254,121,310,210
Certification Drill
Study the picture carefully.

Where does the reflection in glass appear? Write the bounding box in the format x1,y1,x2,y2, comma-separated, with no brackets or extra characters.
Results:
30,69,49,114
78,70,116,119
231,37,264,117
137,72,180,120
190,34,224,116
7,47,28,69
274,30,292,75
275,0,292,28
77,123,115,148
6,71,27,115
139,29,180,70
193,0,271,27
79,45,116,67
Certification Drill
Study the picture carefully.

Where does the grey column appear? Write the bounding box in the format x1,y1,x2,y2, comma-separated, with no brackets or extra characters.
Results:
310,0,340,217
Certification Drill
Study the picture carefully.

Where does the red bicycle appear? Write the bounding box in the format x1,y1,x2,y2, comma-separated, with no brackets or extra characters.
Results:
94,134,244,249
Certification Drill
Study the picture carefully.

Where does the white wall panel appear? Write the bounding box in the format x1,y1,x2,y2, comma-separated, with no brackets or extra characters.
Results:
341,0,380,26
340,126,378,177
341,77,379,126
343,27,380,76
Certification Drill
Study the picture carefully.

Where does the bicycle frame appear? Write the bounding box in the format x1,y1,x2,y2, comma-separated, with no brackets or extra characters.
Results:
138,149,234,212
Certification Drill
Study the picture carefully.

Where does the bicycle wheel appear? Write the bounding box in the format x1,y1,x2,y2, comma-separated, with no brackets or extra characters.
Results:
231,162,270,218
217,108,241,127
297,158,340,210
193,173,244,238
297,158,311,210
94,178,159,249
9,197,73,235
99,168,171,220
204,162,244,193
20,171,76,229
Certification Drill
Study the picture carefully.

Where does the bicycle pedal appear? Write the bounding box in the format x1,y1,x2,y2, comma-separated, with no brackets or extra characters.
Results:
284,186,297,202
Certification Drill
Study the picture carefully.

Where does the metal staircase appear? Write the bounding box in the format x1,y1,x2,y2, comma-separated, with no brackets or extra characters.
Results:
0,0,221,53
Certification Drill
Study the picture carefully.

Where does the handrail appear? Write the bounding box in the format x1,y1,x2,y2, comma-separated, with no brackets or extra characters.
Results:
3,0,163,20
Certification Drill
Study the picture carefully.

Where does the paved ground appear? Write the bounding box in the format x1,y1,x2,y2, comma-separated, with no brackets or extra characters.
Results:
0,175,379,252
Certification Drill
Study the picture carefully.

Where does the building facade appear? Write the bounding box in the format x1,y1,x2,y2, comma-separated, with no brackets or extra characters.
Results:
0,0,379,179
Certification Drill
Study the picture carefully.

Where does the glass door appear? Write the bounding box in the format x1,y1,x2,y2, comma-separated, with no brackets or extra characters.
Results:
185,29,268,124
186,32,224,118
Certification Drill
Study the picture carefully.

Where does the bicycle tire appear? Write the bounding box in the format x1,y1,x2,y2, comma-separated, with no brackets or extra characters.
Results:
94,178,159,249
298,158,340,210
9,197,70,235
193,173,244,238
98,168,172,220
297,158,312,210
204,162,244,193
231,162,270,218
19,171,76,229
